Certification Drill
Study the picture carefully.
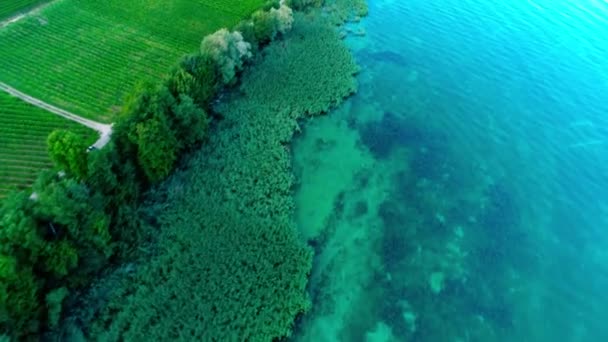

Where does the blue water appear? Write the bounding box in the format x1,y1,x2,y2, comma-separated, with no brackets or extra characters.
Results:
293,0,608,340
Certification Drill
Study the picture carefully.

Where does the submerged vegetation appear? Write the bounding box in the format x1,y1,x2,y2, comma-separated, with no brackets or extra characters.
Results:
0,0,364,340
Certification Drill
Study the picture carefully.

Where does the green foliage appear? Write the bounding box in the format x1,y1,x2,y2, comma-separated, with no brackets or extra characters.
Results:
117,84,177,183
236,12,358,118
0,265,41,337
175,53,221,108
0,0,266,121
117,81,209,184
0,192,45,264
170,94,209,149
286,0,323,11
165,68,196,98
261,0,281,11
85,145,142,243
252,10,279,43
0,92,96,199
201,29,252,85
234,19,259,50
0,169,113,338
247,4,294,46
0,255,16,280
271,4,295,34
135,114,179,183
45,287,69,328
47,129,89,180
1,0,278,339
90,12,358,341
41,240,79,278
0,192,42,337
31,172,112,261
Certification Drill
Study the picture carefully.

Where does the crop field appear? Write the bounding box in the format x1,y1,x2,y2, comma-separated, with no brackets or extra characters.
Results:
0,0,48,21
0,0,265,122
0,92,96,198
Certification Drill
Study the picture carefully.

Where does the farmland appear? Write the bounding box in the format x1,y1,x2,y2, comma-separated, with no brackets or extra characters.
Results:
0,0,265,122
0,92,96,198
0,0,48,21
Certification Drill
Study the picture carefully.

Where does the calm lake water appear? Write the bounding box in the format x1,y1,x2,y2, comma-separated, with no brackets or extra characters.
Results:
292,0,608,340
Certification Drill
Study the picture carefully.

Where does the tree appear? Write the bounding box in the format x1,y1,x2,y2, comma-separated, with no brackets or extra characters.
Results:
166,67,196,97
133,114,179,183
286,0,322,10
0,170,114,338
271,4,294,34
117,83,180,183
47,130,89,180
170,94,209,149
0,192,47,337
252,10,279,43
31,172,112,264
234,20,258,51
250,4,293,45
201,29,252,85
167,55,220,110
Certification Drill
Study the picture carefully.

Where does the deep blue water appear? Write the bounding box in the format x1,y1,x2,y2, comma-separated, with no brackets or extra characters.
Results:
361,0,608,339
293,0,608,340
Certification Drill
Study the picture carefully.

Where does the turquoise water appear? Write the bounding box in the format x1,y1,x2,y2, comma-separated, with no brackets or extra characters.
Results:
292,0,608,340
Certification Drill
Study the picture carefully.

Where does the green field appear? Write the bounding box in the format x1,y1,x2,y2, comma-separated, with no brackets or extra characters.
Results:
0,0,48,21
0,92,96,198
0,0,265,122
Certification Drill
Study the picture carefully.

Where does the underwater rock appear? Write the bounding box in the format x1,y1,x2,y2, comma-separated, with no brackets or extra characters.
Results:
353,200,369,217
429,271,445,294
365,321,396,342
355,28,367,36
358,111,420,158
358,111,446,162
377,200,409,268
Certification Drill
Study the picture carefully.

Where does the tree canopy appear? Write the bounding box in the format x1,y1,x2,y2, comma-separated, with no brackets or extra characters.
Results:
47,130,89,180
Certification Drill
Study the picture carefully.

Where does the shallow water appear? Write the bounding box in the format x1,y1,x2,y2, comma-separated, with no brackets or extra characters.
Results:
292,0,608,340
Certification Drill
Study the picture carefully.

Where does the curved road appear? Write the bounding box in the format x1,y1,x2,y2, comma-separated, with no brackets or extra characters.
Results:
0,82,112,148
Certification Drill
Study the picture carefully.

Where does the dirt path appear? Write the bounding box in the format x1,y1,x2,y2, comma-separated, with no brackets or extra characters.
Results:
0,82,112,148
0,1,56,28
